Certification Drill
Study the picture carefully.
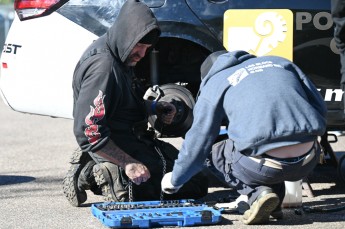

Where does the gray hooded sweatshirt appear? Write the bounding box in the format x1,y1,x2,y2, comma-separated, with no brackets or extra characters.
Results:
171,51,327,186
72,0,160,153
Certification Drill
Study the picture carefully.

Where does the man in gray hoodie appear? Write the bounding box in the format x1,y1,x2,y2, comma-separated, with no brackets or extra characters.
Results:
63,0,208,207
161,50,327,225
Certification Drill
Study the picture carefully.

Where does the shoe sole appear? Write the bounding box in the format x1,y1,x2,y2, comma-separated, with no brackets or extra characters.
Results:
62,163,87,207
69,149,84,163
242,193,279,225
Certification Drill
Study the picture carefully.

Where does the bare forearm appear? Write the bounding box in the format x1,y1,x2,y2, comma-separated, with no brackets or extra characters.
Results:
95,140,151,185
95,140,138,169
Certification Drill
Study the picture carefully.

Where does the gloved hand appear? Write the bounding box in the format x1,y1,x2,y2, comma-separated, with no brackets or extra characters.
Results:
161,172,183,194
156,101,176,125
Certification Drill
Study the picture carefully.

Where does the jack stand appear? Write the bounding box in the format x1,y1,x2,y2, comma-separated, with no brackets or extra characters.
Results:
320,132,339,167
302,133,339,198
302,177,314,198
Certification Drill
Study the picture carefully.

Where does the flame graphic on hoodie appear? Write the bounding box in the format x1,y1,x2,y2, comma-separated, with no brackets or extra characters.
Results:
84,90,106,145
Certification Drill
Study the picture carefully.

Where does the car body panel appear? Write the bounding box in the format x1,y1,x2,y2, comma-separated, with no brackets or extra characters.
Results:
184,0,342,129
0,12,97,118
0,0,343,130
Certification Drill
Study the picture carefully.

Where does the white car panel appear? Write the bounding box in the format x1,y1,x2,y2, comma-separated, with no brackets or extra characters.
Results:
0,12,98,119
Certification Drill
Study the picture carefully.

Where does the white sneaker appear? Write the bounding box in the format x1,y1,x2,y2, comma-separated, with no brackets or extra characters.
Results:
215,195,249,213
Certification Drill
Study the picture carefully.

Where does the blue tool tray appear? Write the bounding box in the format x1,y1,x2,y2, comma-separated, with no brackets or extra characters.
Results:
91,199,222,228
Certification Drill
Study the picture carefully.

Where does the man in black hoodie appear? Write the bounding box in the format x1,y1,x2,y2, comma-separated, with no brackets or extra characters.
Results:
62,0,208,207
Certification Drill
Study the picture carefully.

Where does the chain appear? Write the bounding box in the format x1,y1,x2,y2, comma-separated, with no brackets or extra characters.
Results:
128,180,133,202
154,145,167,202
127,145,166,202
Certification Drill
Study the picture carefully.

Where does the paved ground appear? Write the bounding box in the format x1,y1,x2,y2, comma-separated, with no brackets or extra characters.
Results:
1,100,345,229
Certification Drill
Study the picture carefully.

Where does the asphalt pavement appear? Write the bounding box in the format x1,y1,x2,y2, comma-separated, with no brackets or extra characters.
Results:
1,100,345,229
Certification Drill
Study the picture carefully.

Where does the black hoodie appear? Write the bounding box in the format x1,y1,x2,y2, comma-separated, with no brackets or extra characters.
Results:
72,0,161,153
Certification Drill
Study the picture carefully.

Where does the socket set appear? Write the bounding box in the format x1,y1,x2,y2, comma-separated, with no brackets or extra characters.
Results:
91,199,223,228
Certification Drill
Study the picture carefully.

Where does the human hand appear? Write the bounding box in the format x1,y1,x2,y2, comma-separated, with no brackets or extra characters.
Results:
161,172,183,194
124,162,151,185
156,101,176,125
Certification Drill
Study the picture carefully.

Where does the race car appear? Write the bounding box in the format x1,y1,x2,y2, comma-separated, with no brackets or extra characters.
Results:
0,0,341,137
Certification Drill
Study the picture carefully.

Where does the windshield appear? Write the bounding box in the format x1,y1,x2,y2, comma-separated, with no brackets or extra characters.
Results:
58,0,127,36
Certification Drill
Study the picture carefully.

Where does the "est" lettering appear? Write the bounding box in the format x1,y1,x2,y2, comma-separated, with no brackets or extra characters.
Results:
2,43,22,54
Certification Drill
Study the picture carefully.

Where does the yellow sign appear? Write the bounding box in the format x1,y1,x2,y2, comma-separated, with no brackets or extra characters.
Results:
223,9,293,61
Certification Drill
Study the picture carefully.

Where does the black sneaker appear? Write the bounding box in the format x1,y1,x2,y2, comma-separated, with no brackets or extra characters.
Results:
242,189,280,225
62,150,95,207
93,162,128,202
